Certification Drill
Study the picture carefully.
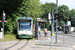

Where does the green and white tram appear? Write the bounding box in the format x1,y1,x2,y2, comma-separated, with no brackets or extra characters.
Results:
17,17,33,39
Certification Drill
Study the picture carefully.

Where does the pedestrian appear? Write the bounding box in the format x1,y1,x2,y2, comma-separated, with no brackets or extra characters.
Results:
38,30,41,38
44,28,48,37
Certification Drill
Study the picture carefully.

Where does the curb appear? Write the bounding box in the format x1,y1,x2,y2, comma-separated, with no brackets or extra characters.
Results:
73,45,75,48
35,43,73,48
35,40,75,48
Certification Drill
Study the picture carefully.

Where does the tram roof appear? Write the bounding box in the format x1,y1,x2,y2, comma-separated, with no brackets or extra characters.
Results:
18,17,32,20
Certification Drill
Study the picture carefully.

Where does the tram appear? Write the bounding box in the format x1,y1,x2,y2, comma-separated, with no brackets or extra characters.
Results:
16,17,33,39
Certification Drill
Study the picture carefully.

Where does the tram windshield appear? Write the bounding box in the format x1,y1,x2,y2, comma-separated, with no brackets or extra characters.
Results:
20,22,31,31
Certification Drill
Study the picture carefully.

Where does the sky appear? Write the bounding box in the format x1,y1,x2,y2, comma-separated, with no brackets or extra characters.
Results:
40,0,75,10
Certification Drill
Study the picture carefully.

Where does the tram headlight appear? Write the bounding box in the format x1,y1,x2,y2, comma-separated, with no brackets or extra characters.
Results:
27,33,29,35
25,31,27,33
20,33,22,35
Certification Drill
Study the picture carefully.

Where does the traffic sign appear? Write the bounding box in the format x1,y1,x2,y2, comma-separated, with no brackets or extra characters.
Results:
0,20,2,22
4,21,7,22
0,20,7,22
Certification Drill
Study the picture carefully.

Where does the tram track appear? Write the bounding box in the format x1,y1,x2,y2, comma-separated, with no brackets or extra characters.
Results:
4,39,29,50
18,39,29,50
4,39,21,50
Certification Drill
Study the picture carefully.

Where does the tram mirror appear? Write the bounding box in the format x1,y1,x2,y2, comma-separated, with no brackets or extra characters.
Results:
16,22,17,25
18,20,20,22
29,23,31,27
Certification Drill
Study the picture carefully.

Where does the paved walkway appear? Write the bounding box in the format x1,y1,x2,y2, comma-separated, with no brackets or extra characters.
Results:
35,32,75,50
38,33,50,40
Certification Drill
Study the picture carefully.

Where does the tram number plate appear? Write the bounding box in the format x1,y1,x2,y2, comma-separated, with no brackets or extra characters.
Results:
22,34,27,36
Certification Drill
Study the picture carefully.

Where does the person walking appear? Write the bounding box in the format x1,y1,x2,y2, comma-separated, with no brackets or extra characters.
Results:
44,28,48,37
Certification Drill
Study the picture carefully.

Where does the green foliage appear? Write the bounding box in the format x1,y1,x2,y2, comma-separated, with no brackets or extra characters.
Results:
41,2,56,18
58,5,69,25
45,22,50,30
4,34,17,41
40,2,56,30
69,9,75,18
0,0,75,35
69,9,75,27
0,0,24,34
0,0,43,34
29,0,43,18
3,34,34,41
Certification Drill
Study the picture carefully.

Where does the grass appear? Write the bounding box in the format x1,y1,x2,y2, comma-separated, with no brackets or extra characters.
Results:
0,39,3,42
4,34,17,41
0,34,34,42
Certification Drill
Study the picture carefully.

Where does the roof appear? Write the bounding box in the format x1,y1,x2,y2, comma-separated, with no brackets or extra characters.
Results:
37,18,48,23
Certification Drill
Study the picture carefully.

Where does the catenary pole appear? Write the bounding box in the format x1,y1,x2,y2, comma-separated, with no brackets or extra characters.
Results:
51,9,54,48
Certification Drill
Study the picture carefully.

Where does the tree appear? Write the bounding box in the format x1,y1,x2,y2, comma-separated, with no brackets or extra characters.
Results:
0,0,24,34
0,0,43,34
58,5,69,25
40,2,56,30
41,2,56,18
29,0,43,18
69,9,75,27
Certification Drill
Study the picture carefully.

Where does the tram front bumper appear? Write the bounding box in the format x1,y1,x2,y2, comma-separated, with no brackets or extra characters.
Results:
17,35,32,39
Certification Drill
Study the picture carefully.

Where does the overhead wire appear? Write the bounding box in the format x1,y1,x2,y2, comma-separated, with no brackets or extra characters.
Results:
58,0,69,6
62,0,69,5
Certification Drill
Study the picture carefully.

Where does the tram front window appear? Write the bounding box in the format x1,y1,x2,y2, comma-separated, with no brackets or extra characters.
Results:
20,22,31,31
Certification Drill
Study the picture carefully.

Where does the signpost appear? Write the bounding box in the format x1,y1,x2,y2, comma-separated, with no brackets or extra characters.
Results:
67,21,71,25
63,23,65,42
0,10,7,41
67,21,71,34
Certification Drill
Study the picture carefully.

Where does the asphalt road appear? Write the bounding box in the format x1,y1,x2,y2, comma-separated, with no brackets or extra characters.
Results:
0,31,75,50
55,31,75,44
41,31,75,44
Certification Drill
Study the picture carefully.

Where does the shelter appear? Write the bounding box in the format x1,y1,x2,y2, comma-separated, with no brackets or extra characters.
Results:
37,18,48,23
35,18,48,39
